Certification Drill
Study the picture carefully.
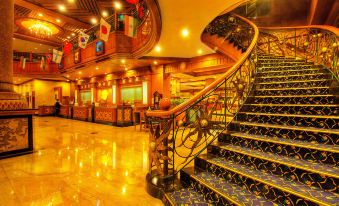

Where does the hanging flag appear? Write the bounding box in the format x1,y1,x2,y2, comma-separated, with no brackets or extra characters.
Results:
52,49,63,64
40,56,46,70
78,32,90,49
100,18,111,42
19,56,26,69
124,15,138,38
63,41,73,54
46,53,52,64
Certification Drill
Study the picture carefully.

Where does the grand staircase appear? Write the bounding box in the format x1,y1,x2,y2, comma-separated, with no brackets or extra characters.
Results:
163,55,339,205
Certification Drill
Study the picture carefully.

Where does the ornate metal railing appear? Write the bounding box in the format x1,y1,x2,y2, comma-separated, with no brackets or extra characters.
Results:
258,26,339,79
146,13,259,183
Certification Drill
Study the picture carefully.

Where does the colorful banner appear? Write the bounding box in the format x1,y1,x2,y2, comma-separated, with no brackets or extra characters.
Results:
52,49,63,64
124,15,138,38
100,18,111,42
78,31,90,49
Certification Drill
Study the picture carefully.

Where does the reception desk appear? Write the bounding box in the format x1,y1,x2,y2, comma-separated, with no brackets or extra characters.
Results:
117,106,133,126
38,105,54,116
73,106,89,121
59,105,70,118
94,107,117,125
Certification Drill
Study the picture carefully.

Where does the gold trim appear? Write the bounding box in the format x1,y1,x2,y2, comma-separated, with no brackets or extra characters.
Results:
239,112,339,119
244,103,339,107
164,193,176,206
205,158,335,206
230,132,339,153
257,79,331,84
258,68,323,74
191,174,243,206
256,87,329,91
257,73,329,79
252,95,333,97
233,121,339,135
219,144,339,179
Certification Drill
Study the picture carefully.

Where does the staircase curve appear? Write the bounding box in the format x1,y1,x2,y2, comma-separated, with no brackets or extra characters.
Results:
145,4,339,206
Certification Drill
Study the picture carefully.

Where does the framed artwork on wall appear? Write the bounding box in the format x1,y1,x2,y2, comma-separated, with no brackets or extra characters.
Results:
95,40,105,56
74,49,81,64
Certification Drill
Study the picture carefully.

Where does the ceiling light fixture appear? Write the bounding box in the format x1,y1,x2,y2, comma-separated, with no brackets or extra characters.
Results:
16,17,62,39
155,45,161,52
121,59,126,64
102,11,108,17
181,28,189,37
58,5,66,12
71,33,75,36
78,71,82,74
56,19,61,23
96,67,99,70
114,2,122,10
153,61,158,65
38,13,43,17
197,49,203,55
91,18,98,25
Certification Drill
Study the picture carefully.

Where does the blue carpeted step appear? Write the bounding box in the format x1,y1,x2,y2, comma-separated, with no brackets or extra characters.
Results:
196,155,339,206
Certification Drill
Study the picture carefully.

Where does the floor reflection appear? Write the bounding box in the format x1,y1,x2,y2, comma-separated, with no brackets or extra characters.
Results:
0,116,163,206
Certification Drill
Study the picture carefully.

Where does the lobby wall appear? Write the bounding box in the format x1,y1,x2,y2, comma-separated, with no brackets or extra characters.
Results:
14,79,70,109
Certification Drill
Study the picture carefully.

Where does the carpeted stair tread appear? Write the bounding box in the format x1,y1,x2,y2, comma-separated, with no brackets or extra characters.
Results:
244,103,339,107
200,156,339,206
185,168,277,206
232,121,339,135
165,187,213,206
256,87,330,91
237,111,339,119
229,132,339,153
256,79,333,85
257,67,324,74
217,144,339,178
257,73,331,79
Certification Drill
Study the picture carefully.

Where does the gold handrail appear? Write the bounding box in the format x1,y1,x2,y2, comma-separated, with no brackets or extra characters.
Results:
147,14,259,117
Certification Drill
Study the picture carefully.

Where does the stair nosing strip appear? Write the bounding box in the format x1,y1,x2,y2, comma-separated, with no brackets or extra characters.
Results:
205,158,336,206
256,87,329,91
217,144,339,179
190,172,269,206
257,73,330,79
257,68,325,74
164,193,176,206
244,103,338,107
256,79,332,84
230,132,339,153
251,94,334,98
233,121,339,135
238,112,339,119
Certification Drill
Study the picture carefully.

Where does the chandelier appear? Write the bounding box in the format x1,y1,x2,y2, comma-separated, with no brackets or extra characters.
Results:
16,18,62,39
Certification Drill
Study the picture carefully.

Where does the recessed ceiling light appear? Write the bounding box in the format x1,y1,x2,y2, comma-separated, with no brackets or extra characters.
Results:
102,11,108,17
38,13,43,17
105,72,107,74
181,28,189,37
153,61,158,65
66,75,70,78
96,67,99,70
91,18,97,24
75,78,78,80
121,59,126,63
13,38,15,40
34,48,37,50
124,67,128,71
197,49,203,55
71,33,75,36
67,0,74,3
58,5,66,12
56,19,61,23
155,45,161,52
114,2,122,10
78,71,82,74
67,36,70,39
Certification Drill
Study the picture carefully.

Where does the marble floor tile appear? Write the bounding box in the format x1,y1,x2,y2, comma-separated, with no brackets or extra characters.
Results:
0,116,163,206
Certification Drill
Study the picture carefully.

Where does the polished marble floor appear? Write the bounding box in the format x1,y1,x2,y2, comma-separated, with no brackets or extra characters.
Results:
0,116,163,206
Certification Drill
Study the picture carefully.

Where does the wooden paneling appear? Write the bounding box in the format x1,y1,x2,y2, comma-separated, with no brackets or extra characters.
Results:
13,61,59,75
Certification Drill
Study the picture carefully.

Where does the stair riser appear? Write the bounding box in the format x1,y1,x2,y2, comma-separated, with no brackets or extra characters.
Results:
180,170,235,205
207,144,339,193
248,96,338,105
241,105,338,116
256,74,332,83
219,134,338,165
229,123,338,145
256,80,333,89
236,113,339,129
257,69,329,77
254,88,331,96
195,157,317,206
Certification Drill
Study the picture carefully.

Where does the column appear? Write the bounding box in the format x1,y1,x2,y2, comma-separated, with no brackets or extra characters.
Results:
0,0,16,99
